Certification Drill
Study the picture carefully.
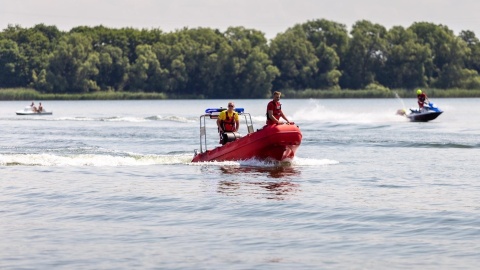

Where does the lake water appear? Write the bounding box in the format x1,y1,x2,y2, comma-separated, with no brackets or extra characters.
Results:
1,98,479,269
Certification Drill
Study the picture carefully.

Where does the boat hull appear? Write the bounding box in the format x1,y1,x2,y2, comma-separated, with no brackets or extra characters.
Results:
407,111,442,122
16,111,53,115
192,124,302,162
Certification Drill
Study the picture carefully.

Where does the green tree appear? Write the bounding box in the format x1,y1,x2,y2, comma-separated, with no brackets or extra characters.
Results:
167,28,224,97
270,27,318,90
26,24,62,77
300,19,349,89
240,47,280,98
96,45,129,91
0,39,29,87
152,41,188,95
380,26,431,89
341,20,387,89
218,27,278,98
128,44,167,92
409,22,478,88
460,30,480,74
45,33,100,93
1,24,61,88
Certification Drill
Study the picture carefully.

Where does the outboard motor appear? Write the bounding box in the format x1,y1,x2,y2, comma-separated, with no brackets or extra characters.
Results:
221,132,241,145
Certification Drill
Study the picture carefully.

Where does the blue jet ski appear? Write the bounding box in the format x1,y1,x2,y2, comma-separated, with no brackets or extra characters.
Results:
397,102,443,122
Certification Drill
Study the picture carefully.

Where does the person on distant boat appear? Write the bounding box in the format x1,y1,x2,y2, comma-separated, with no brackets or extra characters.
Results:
38,102,43,113
217,102,240,144
30,101,38,112
266,91,290,125
417,89,430,111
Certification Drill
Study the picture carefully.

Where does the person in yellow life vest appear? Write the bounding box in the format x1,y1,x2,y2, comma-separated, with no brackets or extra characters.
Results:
217,102,240,144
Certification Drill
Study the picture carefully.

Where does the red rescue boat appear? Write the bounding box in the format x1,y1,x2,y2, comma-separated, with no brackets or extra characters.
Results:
192,108,302,162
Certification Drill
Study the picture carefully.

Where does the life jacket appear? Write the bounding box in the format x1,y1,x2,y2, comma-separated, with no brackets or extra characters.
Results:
266,100,282,125
418,94,426,102
418,93,426,107
220,111,237,132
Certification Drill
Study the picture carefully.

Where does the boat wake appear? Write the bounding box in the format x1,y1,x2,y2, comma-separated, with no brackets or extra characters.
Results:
0,153,193,166
57,115,196,123
189,156,339,167
8,115,196,123
0,152,339,167
291,99,405,124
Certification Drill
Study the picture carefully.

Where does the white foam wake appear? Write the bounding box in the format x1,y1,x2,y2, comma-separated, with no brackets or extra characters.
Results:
1,153,338,167
188,156,339,167
0,153,193,166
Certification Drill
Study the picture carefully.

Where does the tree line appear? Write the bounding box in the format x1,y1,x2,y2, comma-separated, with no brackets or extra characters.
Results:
1,19,480,98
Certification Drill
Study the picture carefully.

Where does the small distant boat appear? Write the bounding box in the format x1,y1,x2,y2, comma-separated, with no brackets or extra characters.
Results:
192,107,302,162
396,102,443,122
16,106,53,115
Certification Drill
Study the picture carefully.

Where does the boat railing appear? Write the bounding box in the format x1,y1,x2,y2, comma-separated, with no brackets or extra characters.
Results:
197,107,254,154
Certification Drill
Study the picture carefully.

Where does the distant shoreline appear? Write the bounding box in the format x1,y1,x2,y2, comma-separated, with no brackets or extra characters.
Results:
1,88,480,100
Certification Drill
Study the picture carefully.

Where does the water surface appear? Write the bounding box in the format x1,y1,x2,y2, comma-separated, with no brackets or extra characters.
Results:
1,99,479,269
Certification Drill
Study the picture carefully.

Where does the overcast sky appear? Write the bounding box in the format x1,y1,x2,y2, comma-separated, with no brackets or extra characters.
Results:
2,0,480,39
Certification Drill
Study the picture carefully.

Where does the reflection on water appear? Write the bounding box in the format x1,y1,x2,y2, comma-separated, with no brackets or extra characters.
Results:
215,166,301,200
219,165,300,178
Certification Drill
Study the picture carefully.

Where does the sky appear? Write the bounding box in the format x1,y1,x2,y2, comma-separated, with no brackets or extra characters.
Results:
1,0,480,39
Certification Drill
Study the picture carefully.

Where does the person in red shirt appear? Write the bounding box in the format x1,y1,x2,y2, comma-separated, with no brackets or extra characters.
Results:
266,91,290,125
417,89,429,110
